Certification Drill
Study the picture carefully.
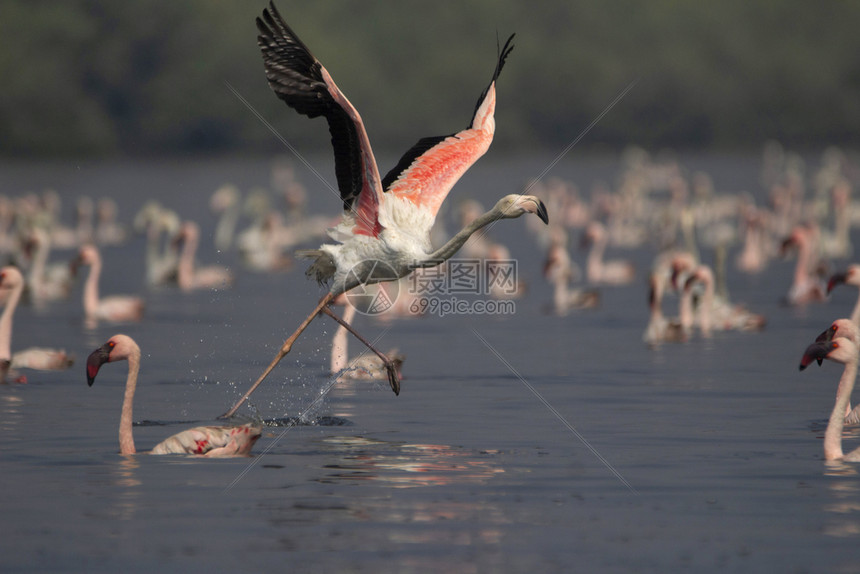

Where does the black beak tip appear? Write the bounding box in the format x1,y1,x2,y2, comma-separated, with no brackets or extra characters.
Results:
536,200,549,225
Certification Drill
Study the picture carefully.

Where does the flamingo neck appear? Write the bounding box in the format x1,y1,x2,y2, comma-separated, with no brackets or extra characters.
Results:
119,348,141,455
679,286,694,332
586,233,606,280
648,275,665,320
851,290,860,327
422,207,505,265
698,275,714,337
825,357,858,461
793,237,813,287
0,279,23,361
330,304,356,374
83,257,101,318
28,238,47,288
178,235,197,290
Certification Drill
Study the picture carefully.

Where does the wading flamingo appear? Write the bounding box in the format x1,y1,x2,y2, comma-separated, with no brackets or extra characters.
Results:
174,221,234,292
814,318,860,424
72,245,144,324
799,336,860,462
543,232,599,315
0,266,74,382
86,334,262,456
581,221,635,286
221,4,547,418
781,225,827,306
331,297,405,381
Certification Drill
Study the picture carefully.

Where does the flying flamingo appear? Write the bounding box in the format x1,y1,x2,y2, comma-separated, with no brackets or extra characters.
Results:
799,336,860,462
86,334,262,456
72,245,145,324
220,4,547,418
0,266,74,382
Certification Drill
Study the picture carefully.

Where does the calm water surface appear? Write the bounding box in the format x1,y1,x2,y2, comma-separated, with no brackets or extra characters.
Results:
0,155,858,573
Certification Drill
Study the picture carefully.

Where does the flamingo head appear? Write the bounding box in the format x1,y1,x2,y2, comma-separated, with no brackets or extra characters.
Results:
495,194,548,225
0,266,24,291
86,334,136,386
799,337,857,371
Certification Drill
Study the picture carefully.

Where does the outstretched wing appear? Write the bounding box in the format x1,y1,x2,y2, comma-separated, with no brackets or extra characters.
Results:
382,34,515,226
257,2,383,237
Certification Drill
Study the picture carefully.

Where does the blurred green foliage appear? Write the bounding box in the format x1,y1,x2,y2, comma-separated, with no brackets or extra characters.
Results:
1,0,858,157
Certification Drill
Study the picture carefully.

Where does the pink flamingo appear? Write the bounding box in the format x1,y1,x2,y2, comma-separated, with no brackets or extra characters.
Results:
680,264,766,335
543,233,599,315
815,318,860,424
175,221,234,291
781,225,827,305
221,5,547,418
86,334,262,456
330,297,405,381
0,266,74,382
581,221,635,286
643,251,697,345
799,336,860,462
72,245,144,324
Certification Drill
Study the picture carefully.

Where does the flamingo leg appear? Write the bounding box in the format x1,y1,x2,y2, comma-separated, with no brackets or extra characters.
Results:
220,292,336,418
321,305,401,395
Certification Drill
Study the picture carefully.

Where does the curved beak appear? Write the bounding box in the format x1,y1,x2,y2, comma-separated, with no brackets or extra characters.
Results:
816,324,837,343
86,344,111,386
828,272,847,294
799,340,836,371
535,200,549,225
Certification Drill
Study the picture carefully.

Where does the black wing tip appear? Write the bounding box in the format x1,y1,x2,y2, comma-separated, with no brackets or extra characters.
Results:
494,33,516,82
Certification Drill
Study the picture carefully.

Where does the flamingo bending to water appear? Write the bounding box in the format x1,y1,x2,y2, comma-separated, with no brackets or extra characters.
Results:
799,336,860,462
72,245,144,324
86,334,261,456
221,4,547,418
0,266,73,382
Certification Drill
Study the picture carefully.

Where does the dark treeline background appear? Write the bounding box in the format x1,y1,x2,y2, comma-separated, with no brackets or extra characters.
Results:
2,0,858,157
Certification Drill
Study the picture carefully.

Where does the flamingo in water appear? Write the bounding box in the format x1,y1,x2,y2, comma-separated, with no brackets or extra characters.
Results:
799,336,860,462
0,266,74,382
86,334,262,456
330,294,405,381
72,245,145,324
813,318,860,425
221,4,547,418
